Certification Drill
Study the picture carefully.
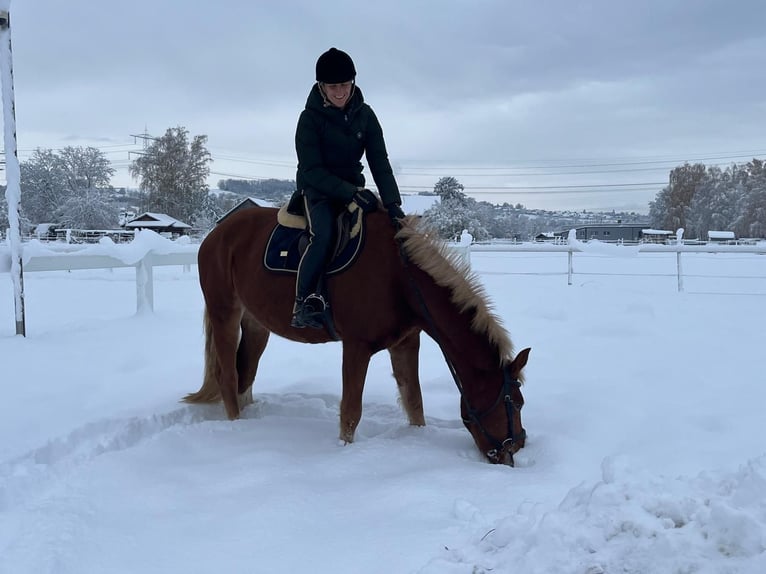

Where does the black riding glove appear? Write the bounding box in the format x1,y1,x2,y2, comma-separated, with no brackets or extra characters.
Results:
386,203,405,224
352,188,378,213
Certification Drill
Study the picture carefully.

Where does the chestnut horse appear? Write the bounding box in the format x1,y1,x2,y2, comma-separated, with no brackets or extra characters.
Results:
184,207,530,465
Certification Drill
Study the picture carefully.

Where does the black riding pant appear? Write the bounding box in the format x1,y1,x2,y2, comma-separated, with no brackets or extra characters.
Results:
296,194,339,299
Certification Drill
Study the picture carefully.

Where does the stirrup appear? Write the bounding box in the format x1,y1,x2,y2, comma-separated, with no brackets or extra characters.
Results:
304,293,327,312
291,294,326,329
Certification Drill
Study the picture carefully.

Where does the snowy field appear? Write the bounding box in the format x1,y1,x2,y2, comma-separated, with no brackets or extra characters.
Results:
1,243,765,573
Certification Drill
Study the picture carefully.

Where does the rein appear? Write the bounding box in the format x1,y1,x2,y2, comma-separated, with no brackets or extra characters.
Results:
396,236,525,465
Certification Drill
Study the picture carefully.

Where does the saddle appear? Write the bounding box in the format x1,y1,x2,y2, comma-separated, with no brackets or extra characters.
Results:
263,203,366,275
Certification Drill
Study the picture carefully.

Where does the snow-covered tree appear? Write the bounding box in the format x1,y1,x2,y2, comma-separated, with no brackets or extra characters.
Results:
423,177,489,240
733,159,766,238
129,126,212,223
190,192,224,233
686,166,738,239
433,176,466,202
57,190,119,229
20,146,115,226
20,148,68,224
57,146,114,193
0,190,8,231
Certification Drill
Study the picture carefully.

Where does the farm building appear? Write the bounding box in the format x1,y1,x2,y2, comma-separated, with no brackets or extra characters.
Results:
566,223,649,243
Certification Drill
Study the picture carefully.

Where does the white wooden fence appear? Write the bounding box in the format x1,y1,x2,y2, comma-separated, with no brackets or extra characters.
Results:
2,240,765,326
469,242,766,291
0,247,197,314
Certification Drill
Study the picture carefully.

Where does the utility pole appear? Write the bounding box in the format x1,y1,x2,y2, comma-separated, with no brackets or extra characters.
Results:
130,129,156,212
0,7,26,336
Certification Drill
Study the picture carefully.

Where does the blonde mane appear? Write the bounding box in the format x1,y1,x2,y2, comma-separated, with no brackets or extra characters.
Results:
395,218,514,364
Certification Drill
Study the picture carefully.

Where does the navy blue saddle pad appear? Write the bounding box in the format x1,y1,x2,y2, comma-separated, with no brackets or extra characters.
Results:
263,221,365,275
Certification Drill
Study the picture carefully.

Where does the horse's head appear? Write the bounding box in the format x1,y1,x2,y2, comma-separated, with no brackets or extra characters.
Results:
462,347,530,466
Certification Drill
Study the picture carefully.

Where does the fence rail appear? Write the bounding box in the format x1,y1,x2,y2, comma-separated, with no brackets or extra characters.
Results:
0,247,197,313
2,241,766,321
468,242,766,291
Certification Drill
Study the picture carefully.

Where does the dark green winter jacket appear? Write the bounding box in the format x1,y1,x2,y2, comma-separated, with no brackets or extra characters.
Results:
294,83,401,207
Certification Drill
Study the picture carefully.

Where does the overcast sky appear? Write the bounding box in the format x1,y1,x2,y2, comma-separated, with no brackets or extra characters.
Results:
3,0,766,212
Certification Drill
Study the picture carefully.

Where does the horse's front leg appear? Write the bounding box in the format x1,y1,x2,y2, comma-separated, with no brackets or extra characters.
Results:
339,341,373,444
388,328,425,426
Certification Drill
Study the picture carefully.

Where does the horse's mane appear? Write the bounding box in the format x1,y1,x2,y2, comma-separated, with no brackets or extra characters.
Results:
395,217,514,365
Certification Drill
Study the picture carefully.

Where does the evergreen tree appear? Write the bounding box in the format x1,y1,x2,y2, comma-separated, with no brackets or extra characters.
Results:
129,126,212,223
433,176,466,202
423,177,489,240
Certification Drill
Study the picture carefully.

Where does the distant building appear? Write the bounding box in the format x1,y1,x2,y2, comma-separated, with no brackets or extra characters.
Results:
640,229,675,244
123,212,192,236
708,230,736,243
566,223,648,242
217,197,277,224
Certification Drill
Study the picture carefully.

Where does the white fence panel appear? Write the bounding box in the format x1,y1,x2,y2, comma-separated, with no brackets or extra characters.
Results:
467,242,766,291
1,247,197,314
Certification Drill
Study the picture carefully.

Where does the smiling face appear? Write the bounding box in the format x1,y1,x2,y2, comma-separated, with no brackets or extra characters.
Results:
321,81,354,108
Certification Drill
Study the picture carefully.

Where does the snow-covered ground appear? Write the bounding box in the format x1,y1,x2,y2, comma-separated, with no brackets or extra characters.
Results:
1,241,765,573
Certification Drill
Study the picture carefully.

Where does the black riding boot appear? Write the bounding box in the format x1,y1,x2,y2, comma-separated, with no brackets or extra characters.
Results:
291,294,326,329
292,194,335,329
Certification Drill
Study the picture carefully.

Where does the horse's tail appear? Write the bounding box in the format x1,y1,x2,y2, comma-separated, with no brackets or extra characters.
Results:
182,307,222,403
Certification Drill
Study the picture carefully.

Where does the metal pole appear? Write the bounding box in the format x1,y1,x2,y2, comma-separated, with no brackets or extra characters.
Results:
0,9,25,336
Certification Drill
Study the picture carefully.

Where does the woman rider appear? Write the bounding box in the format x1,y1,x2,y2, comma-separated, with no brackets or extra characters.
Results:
290,47,405,328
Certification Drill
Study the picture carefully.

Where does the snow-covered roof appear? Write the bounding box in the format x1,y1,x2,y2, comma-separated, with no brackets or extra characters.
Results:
708,230,735,240
642,229,673,235
124,212,191,229
244,196,277,208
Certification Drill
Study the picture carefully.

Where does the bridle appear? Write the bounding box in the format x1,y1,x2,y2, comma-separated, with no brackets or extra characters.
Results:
458,361,525,465
397,237,526,465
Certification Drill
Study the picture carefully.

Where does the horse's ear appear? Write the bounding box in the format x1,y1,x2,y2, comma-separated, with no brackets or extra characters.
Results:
510,347,531,378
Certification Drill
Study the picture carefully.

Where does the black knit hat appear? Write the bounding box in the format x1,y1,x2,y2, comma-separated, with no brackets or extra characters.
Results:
315,48,356,83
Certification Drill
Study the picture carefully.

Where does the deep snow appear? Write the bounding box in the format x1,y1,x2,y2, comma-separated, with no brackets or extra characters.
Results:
1,238,765,573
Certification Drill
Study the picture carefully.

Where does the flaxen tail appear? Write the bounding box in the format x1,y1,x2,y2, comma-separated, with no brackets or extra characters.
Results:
182,307,222,403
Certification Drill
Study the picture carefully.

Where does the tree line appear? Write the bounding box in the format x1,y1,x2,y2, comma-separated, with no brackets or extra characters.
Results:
649,159,766,239
5,126,218,232
7,122,762,241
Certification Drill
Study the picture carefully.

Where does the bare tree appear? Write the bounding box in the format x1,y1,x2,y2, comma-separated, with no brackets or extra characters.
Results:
129,126,212,223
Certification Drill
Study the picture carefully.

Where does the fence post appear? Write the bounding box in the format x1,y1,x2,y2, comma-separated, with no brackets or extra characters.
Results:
567,229,576,285
135,254,154,314
676,228,685,293
1,10,26,336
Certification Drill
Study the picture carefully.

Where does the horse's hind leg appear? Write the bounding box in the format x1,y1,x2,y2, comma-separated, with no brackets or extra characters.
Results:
388,328,425,426
235,311,270,410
